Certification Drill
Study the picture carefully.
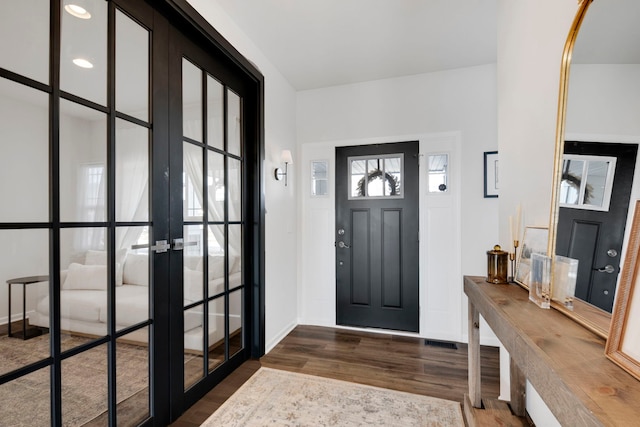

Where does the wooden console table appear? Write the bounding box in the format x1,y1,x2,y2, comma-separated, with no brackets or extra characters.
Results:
464,275,640,426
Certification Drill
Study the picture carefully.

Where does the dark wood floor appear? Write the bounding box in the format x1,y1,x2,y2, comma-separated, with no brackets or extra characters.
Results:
172,325,500,426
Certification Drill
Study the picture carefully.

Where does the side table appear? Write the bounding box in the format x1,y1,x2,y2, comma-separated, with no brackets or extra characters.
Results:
7,275,49,339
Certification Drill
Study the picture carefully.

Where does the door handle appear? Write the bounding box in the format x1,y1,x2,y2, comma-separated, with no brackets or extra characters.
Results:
171,238,198,251
593,265,615,274
150,240,170,253
337,241,350,249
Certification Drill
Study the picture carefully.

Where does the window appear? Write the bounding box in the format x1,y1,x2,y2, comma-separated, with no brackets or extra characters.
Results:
311,160,329,196
428,154,448,193
348,154,403,199
560,155,616,211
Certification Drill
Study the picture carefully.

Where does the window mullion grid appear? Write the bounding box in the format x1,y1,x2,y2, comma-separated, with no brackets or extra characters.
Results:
106,3,120,426
223,86,230,362
49,0,63,425
201,69,210,372
579,161,588,205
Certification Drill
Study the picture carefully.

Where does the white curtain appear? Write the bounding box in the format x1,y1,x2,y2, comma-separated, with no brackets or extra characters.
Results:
183,144,242,262
75,163,106,251
115,122,149,250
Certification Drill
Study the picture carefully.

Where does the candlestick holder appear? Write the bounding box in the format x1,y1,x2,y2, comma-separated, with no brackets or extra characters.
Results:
510,240,520,282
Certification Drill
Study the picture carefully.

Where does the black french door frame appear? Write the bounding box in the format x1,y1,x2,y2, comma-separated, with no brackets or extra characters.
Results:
0,1,264,425
154,0,265,422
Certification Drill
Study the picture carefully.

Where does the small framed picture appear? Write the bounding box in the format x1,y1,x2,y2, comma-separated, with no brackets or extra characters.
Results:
484,151,499,198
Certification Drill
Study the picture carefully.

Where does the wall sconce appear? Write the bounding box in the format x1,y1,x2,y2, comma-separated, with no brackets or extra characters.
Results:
274,150,293,186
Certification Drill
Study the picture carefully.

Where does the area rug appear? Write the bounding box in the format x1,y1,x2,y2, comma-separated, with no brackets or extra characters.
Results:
202,367,464,426
0,333,149,426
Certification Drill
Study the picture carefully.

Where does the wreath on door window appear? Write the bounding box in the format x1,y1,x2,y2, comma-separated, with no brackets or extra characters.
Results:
357,169,400,197
562,171,594,204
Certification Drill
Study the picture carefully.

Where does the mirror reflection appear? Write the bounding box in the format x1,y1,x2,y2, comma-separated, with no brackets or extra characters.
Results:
554,0,640,316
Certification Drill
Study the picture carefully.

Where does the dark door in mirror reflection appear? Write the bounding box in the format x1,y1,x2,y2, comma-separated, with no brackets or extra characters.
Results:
557,141,638,312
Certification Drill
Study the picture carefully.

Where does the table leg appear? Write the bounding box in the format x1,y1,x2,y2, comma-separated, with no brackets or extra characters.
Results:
7,283,12,337
468,300,481,408
510,357,526,417
22,283,27,340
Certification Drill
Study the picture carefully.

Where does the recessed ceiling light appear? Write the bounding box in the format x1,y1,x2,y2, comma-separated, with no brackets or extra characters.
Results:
73,58,94,69
64,4,91,19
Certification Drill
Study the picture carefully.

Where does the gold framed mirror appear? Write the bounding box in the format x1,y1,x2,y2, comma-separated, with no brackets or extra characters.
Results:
549,0,640,338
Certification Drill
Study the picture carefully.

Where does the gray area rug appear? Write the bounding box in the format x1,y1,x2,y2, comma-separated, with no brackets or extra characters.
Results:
202,367,464,426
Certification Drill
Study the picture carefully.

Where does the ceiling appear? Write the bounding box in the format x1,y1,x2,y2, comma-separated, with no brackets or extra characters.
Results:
213,0,498,91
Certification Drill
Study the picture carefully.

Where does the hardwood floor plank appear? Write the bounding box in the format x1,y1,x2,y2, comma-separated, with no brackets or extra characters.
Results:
172,325,500,426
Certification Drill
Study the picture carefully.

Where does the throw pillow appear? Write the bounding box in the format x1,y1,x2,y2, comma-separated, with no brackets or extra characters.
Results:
62,263,108,290
85,249,127,286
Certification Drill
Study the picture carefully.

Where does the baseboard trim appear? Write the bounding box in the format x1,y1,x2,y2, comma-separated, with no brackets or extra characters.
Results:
265,321,297,354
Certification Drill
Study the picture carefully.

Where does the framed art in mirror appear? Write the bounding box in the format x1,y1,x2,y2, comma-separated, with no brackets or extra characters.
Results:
606,200,640,381
515,226,548,289
483,151,498,198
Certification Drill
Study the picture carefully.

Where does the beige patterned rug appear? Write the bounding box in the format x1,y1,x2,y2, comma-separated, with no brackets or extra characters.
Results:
202,367,464,426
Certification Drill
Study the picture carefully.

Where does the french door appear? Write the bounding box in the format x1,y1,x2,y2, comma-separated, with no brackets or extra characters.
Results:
0,1,263,425
165,23,260,414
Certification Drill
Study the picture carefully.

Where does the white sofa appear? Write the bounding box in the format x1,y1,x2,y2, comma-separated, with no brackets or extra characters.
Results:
29,251,242,352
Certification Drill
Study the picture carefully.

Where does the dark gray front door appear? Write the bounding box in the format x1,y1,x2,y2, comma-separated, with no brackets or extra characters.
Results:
335,142,419,332
557,141,637,312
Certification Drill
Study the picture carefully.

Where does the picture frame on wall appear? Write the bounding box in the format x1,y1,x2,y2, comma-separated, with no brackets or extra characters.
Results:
515,226,549,290
606,200,640,381
484,151,499,198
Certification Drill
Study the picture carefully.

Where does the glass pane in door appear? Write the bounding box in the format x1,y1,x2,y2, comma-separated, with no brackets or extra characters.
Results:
184,225,204,304
207,151,225,222
0,0,49,83
184,304,204,390
183,59,202,142
207,296,225,372
60,0,108,105
227,89,241,156
184,142,204,221
207,224,226,297
116,9,149,121
61,342,108,425
59,227,108,351
228,158,242,222
116,328,150,425
229,224,243,284
0,229,50,373
116,119,149,222
229,288,244,357
0,78,49,222
59,99,107,223
116,226,149,331
0,366,50,426
207,75,224,150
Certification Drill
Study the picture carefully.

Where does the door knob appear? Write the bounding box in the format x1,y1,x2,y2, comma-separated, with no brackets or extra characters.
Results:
593,265,615,274
337,241,350,249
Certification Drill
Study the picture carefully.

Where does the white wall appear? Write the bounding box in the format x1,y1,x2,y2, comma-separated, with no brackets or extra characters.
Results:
296,65,499,344
497,0,579,423
187,0,299,351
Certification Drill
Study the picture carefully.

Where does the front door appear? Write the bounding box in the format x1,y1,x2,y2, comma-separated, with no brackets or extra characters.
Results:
335,142,419,332
557,141,637,312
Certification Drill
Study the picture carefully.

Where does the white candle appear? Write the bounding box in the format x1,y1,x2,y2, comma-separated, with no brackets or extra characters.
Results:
509,215,514,246
515,204,522,242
